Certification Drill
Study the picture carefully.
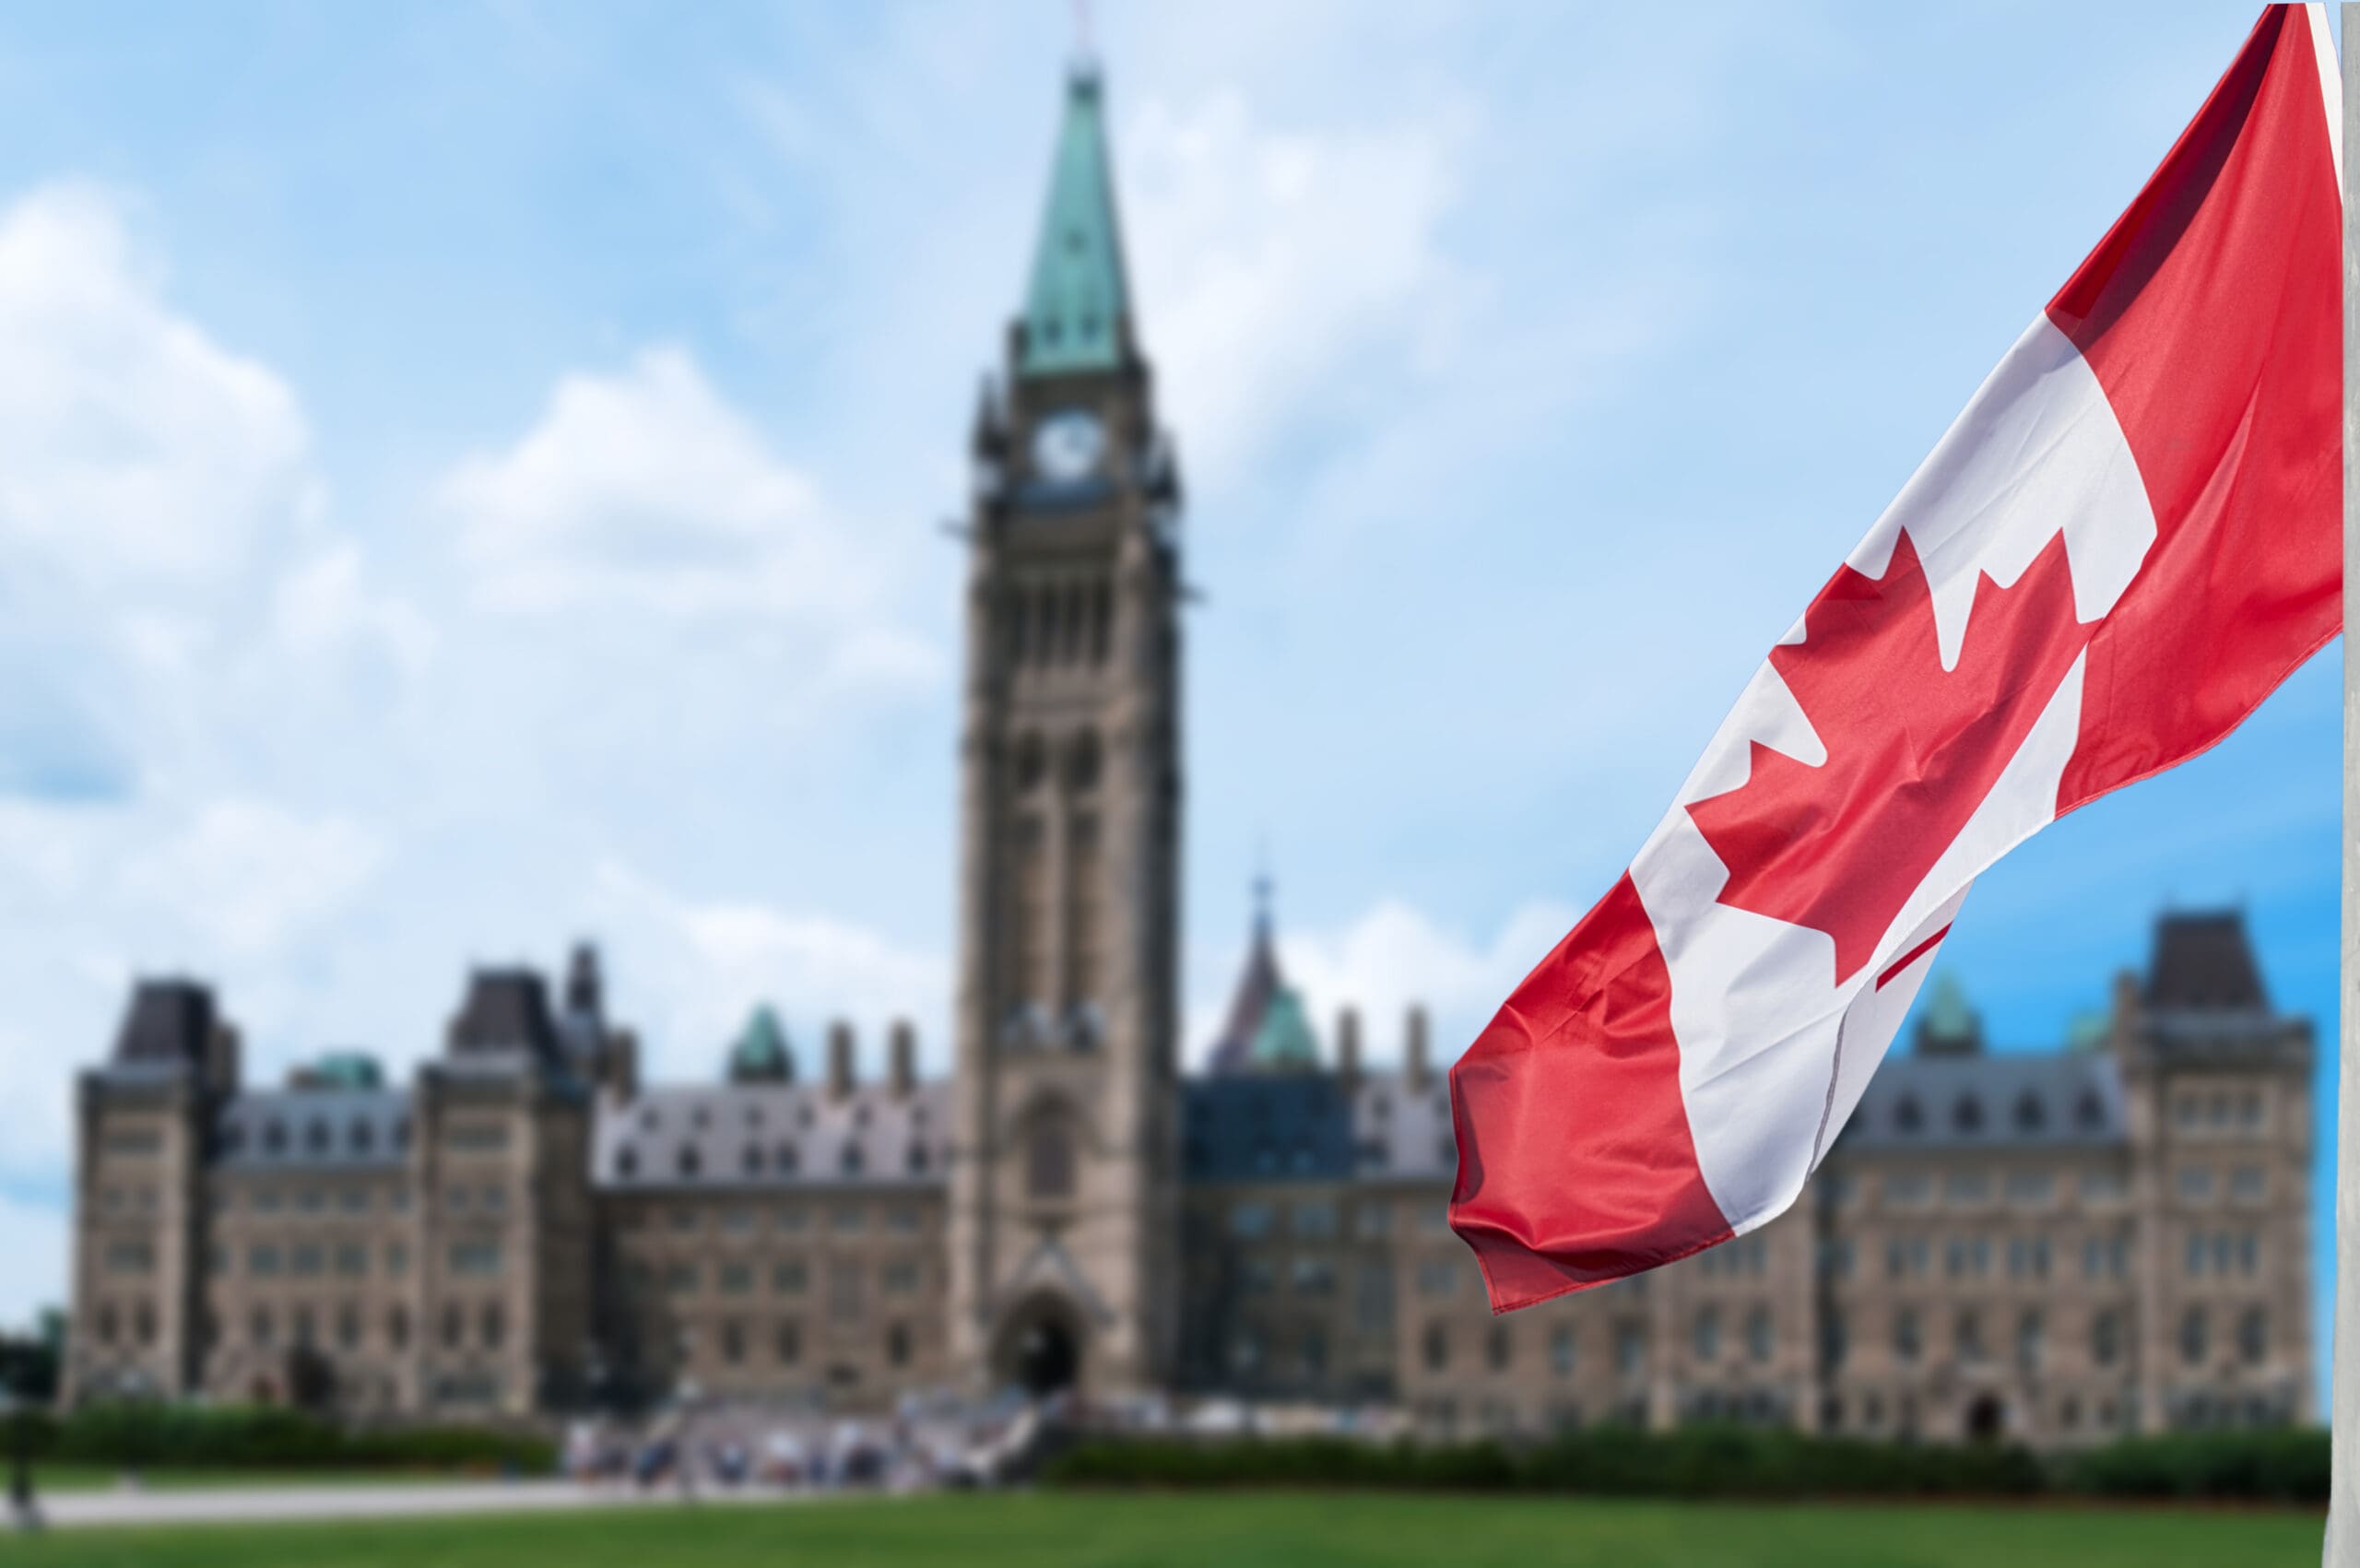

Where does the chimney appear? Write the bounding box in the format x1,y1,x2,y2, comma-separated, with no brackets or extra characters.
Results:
1335,1007,1362,1088
828,1020,856,1100
890,1020,917,1097
1404,1004,1431,1091
206,1021,242,1097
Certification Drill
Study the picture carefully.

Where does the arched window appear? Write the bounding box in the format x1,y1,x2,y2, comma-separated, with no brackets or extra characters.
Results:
616,1144,637,1178
886,1322,911,1368
1952,1095,1983,1134
1027,1117,1075,1199
677,1143,702,1179
2237,1306,2268,1365
1065,728,1101,794
742,1144,763,1177
775,1142,799,1174
840,1142,866,1176
2179,1307,2209,1366
263,1118,288,1154
2012,1091,2045,1132
306,1118,330,1153
2074,1091,2106,1130
1894,1095,1922,1134
349,1117,375,1154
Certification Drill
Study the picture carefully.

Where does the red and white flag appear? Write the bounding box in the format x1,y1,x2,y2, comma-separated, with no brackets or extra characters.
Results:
1449,4,2342,1313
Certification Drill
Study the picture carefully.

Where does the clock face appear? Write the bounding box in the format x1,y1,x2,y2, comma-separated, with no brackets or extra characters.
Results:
1032,409,1106,484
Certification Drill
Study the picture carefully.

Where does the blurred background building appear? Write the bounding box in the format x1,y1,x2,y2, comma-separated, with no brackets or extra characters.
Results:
60,62,2312,1448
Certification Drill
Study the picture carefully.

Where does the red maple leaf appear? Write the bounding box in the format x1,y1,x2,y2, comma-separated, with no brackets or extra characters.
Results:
1684,528,2092,986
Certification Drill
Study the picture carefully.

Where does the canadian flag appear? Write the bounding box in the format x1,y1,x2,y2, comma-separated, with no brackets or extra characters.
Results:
1449,4,2342,1313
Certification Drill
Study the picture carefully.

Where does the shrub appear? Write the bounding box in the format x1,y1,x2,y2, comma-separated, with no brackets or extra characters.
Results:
1044,1425,2306,1503
24,1403,554,1475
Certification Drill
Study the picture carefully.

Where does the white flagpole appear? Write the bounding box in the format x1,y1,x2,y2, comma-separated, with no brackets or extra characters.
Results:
2337,8,2360,1564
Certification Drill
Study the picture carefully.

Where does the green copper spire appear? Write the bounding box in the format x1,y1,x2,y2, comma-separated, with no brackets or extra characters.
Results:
1248,985,1320,1073
1914,973,1985,1056
728,1004,793,1083
1020,67,1129,377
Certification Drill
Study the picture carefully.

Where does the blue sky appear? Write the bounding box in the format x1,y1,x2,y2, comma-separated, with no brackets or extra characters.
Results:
0,0,2337,1390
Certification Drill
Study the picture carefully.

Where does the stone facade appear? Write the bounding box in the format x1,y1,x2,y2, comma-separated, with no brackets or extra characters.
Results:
62,65,2315,1446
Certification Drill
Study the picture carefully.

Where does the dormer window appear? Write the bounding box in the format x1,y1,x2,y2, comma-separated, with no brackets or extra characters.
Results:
1953,1096,1984,1134
2013,1092,2046,1133
616,1144,638,1179
263,1118,288,1154
306,1118,330,1154
742,1144,762,1177
840,1143,866,1177
776,1143,800,1174
677,1144,702,1179
2075,1091,2106,1131
350,1119,375,1154
1894,1096,1923,1134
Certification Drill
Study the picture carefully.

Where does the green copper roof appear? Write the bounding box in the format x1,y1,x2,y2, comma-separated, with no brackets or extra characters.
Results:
1249,985,1320,1074
729,1005,792,1082
1915,973,1984,1055
306,1051,383,1091
1020,68,1129,377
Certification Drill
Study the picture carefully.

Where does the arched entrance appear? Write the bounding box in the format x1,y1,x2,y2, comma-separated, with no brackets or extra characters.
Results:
991,1296,1085,1399
1965,1394,2005,1443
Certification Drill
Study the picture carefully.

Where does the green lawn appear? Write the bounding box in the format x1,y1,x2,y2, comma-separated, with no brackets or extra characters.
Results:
2,1491,2327,1567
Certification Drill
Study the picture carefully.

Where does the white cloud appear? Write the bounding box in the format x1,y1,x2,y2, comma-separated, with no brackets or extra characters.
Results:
587,861,948,1085
1125,93,1466,492
117,799,388,958
1193,896,1580,1072
0,182,318,592
0,1191,66,1331
443,346,887,620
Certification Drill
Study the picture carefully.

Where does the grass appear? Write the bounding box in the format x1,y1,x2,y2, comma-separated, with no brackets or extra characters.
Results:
0,1491,2328,1567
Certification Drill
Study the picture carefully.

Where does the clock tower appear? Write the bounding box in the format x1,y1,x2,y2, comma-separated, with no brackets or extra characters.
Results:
945,63,1185,1398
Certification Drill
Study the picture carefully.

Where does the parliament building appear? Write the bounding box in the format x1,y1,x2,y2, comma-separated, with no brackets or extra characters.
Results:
64,66,2314,1448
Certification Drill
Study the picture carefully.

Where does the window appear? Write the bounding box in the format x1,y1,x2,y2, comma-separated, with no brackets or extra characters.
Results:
1026,1119,1075,1199
448,1240,502,1279
677,1144,702,1179
2015,1309,2045,1373
1746,1306,1773,1363
1292,1201,1338,1240
1882,1173,1931,1208
1291,1257,1335,1298
2238,1307,2268,1365
1229,1203,1275,1241
335,1243,367,1278
2004,1170,2054,1206
2177,1165,2214,1203
1301,1326,1328,1378
775,1320,802,1364
2012,1091,2046,1132
1242,1258,1276,1296
1954,1309,1985,1364
250,1305,274,1347
829,1261,862,1323
385,1242,408,1278
1821,1309,1847,1372
2231,1165,2267,1204
2093,1309,2121,1367
2075,1091,2107,1132
2179,1307,2208,1366
1551,1325,1575,1376
667,1262,699,1295
1615,1320,1646,1376
1693,1306,1721,1362
1353,1202,1392,1240
722,1207,756,1235
1945,1171,1990,1207
883,1260,921,1296
387,1305,409,1351
1486,1323,1512,1373
292,1244,324,1278
721,1320,745,1364
1349,1261,1395,1335
887,1322,912,1368
1894,1308,1921,1362
773,1258,808,1294
480,1302,504,1350
1417,1260,1458,1299
1422,1323,1448,1373
832,1204,865,1234
887,1205,922,1235
1894,1095,1923,1134
1952,1095,1984,1134
718,1261,754,1295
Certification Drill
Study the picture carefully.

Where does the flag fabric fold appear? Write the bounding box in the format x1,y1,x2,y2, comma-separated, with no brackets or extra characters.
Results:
1449,3,2342,1314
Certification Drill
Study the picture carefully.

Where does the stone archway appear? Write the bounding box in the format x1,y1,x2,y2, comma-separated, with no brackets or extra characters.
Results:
1965,1393,2005,1443
991,1295,1085,1399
